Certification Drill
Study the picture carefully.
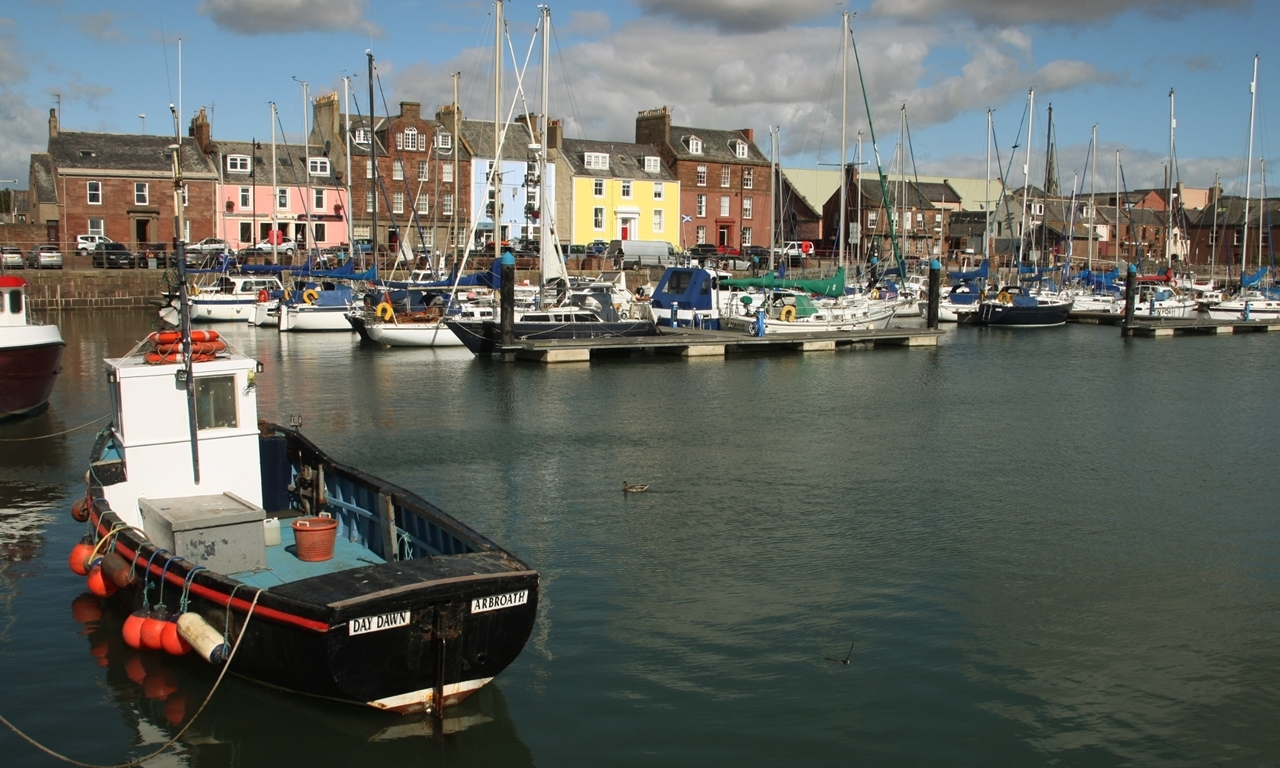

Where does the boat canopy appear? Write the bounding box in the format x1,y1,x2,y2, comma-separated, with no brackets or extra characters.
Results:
949,260,989,282
721,267,846,298
1241,266,1270,288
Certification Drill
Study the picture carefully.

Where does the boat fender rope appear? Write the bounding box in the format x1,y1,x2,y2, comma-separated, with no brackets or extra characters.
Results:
397,529,414,560
156,556,183,608
0,414,110,442
0,590,263,768
142,548,168,608
178,566,207,614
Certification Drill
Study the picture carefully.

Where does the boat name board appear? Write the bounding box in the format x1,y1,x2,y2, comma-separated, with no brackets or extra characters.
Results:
348,610,410,636
471,590,528,614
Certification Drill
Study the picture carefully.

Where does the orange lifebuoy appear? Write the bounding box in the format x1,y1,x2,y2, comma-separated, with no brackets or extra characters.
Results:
144,351,216,365
147,330,221,344
257,289,269,303
154,340,226,356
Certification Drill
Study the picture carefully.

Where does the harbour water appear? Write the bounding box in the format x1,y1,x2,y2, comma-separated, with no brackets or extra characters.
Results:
2,310,1279,767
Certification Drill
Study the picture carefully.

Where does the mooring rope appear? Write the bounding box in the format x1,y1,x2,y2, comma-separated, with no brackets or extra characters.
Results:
0,589,263,768
0,414,109,442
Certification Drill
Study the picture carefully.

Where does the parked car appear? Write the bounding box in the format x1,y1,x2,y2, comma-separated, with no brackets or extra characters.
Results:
2,246,24,269
588,239,608,255
76,234,113,256
92,242,136,269
252,237,296,255
27,244,63,269
687,243,721,257
187,237,232,254
741,245,770,262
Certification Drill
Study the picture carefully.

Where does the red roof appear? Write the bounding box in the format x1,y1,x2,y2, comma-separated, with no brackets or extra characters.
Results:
0,276,28,288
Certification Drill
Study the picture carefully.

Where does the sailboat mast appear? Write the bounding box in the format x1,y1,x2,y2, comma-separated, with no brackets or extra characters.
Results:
452,72,460,268
1018,89,1035,269
856,130,863,265
984,110,992,260
344,75,353,263
1115,150,1121,265
271,102,278,263
1259,159,1266,273
1088,125,1097,272
369,51,378,268
768,126,777,272
538,4,550,306
1243,54,1258,277
1210,172,1219,279
1166,88,1175,267
493,0,503,266
837,11,849,270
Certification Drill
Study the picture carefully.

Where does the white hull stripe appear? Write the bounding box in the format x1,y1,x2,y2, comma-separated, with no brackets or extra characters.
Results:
368,677,493,711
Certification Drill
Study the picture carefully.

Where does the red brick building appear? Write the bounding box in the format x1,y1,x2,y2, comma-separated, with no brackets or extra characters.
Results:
635,107,771,250
29,108,219,256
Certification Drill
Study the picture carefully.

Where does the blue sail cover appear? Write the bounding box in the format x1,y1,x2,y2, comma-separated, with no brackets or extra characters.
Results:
948,260,989,282
1241,266,1270,288
389,260,501,290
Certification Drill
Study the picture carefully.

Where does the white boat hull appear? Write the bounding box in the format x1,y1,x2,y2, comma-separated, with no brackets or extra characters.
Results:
279,304,359,332
192,297,256,322
1207,299,1280,321
366,321,464,347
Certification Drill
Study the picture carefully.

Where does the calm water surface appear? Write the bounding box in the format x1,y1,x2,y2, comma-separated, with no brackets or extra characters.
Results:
1,310,1278,767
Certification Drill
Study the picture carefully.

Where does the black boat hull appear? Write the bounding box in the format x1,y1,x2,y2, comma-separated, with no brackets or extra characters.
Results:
86,426,539,714
445,318,660,355
968,301,1071,327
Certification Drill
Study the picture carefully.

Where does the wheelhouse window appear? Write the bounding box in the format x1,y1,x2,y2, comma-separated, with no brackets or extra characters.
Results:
134,183,149,205
195,375,238,431
8,287,23,315
87,181,102,205
308,158,330,176
226,155,251,173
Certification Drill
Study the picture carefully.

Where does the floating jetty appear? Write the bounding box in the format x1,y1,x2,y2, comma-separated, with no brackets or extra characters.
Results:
499,326,944,364
1120,318,1280,337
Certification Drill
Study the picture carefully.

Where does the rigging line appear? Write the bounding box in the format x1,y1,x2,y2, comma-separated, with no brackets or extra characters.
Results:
0,414,109,442
158,19,174,108
272,107,317,265
809,28,846,167
549,23,585,140
374,71,431,252
349,86,405,271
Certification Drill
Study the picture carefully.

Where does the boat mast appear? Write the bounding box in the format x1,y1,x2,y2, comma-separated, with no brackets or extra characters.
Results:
536,4,565,305
984,110,992,261
1259,159,1266,274
452,72,460,270
493,0,503,269
1018,88,1035,270
1210,171,1219,278
768,125,777,272
170,103,199,484
1166,88,1175,267
856,130,863,265
344,75,353,263
1115,150,1121,265
1088,124,1097,272
837,10,849,271
271,102,278,264
369,51,378,270
1243,54,1258,280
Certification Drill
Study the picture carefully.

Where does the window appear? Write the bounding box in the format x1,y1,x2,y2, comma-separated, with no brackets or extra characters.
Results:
308,158,330,176
182,185,189,207
403,126,418,150
653,182,664,200
742,227,752,246
88,218,104,236
593,179,604,198
915,212,924,229
366,191,374,213
868,210,878,227
195,376,238,431
720,196,730,217
696,225,707,243
417,194,430,214
442,193,454,216
277,188,288,210
392,192,404,214
653,209,664,233
696,165,707,186
366,160,373,179
87,181,101,205
734,140,748,159
593,207,605,230
239,222,252,242
743,168,754,189
227,155,251,173
721,166,731,187
687,136,702,154
393,161,404,181
443,162,454,183
239,187,250,208
644,156,660,173
436,131,452,150
8,287,21,315
696,194,706,218
743,197,753,219
314,189,325,210
621,180,632,199
134,182,148,205
418,160,428,180
354,128,370,145
584,152,609,170
313,223,326,242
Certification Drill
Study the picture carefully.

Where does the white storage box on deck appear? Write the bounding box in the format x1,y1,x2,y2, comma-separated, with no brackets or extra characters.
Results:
139,493,267,573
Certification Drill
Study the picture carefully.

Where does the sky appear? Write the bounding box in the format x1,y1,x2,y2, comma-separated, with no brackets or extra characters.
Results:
2,0,1279,201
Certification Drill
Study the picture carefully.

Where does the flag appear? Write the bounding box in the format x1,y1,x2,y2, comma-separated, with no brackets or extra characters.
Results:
681,214,692,223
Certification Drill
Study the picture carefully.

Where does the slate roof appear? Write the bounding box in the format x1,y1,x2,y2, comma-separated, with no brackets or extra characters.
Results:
49,131,216,176
855,177,935,210
30,153,56,203
458,119,539,161
218,140,343,188
669,125,768,165
1188,195,1278,227
558,139,675,181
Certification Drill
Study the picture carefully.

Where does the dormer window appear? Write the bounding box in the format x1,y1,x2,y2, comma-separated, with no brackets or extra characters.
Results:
308,157,330,176
733,140,748,159
644,156,660,173
684,136,702,154
227,154,251,173
354,128,370,146
584,152,610,170
436,132,452,150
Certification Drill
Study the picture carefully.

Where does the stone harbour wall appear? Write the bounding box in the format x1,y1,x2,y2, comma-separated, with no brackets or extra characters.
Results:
17,269,168,310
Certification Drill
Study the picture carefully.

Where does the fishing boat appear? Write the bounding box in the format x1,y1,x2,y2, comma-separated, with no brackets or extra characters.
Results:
71,328,538,714
0,276,64,419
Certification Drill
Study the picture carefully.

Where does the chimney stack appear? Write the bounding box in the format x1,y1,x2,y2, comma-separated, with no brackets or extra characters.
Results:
48,108,58,139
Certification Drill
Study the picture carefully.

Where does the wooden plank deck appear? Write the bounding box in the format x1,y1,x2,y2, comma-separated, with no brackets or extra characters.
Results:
504,326,945,363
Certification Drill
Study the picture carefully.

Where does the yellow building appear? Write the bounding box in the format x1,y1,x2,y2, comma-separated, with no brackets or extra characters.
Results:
551,136,680,249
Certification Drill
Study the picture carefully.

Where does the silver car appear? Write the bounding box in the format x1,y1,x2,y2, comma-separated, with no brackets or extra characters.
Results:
1,246,23,269
27,244,63,269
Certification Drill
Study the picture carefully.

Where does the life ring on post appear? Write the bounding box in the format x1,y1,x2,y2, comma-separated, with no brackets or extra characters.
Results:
302,289,320,305
257,289,269,303
779,305,797,322
869,288,880,300
376,302,395,321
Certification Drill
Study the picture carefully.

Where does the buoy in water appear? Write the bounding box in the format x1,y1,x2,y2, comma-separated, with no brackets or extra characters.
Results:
122,609,149,650
140,611,169,651
100,551,136,589
86,561,118,597
161,621,191,656
69,542,94,576
124,654,147,685
71,497,89,522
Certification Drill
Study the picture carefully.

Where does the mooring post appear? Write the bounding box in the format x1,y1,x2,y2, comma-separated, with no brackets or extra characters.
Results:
1123,262,1137,330
500,252,515,362
926,258,941,329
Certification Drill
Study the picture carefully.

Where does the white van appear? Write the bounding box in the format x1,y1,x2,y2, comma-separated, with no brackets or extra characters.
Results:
607,239,676,269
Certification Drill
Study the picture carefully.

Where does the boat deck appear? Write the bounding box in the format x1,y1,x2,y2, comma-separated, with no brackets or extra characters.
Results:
229,520,386,590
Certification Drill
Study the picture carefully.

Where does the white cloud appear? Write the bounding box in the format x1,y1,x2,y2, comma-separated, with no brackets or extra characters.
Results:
870,0,1250,26
564,10,610,37
197,0,381,37
0,18,28,84
0,90,48,183
63,11,127,43
636,0,834,33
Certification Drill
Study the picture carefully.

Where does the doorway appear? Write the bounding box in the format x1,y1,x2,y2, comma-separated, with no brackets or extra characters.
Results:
135,218,151,248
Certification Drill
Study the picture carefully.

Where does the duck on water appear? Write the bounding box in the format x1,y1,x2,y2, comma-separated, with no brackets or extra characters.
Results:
69,327,538,714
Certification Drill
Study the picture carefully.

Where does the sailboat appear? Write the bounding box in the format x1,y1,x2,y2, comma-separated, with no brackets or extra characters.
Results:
0,276,64,418
69,104,538,716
